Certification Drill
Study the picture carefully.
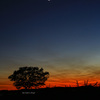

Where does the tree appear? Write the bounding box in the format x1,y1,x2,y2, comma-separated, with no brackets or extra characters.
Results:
8,66,49,89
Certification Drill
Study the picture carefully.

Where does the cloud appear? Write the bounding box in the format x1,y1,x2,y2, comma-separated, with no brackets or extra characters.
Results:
93,70,100,75
48,64,100,83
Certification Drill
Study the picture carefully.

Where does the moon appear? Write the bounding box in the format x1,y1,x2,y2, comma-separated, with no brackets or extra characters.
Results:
48,0,51,1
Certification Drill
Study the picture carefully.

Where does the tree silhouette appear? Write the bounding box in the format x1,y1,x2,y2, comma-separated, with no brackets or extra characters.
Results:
8,66,49,89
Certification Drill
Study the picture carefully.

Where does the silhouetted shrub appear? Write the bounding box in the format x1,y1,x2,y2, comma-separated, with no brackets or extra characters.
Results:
8,66,49,89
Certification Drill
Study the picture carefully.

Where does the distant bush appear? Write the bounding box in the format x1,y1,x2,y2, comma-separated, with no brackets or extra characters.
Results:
8,66,49,89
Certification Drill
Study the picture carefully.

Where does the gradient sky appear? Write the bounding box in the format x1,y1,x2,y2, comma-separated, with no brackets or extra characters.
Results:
1,0,100,90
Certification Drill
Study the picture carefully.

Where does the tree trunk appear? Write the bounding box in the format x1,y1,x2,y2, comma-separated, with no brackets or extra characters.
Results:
25,86,27,90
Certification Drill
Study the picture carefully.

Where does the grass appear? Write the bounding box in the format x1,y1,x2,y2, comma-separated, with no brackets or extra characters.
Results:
0,86,100,99
1,81,100,99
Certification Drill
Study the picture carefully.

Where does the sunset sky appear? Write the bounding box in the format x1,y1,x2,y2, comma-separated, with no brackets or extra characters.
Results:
1,0,100,90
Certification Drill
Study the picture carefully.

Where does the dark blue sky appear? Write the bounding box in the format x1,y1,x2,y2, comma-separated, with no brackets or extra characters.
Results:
1,0,100,89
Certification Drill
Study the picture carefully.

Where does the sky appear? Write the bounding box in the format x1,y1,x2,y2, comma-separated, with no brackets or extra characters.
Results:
1,0,100,90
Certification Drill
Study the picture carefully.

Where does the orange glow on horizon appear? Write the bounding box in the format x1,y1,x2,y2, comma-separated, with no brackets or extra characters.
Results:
1,79,100,90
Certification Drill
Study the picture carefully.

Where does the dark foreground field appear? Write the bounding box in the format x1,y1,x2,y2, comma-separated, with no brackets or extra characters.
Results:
1,87,100,99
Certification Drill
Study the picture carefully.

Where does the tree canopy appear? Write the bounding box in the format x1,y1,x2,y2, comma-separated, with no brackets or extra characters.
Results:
8,66,49,89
